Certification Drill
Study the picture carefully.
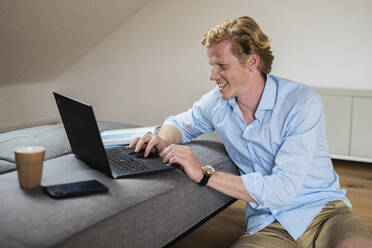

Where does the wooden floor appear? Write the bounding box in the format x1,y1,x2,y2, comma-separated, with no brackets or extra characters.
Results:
171,159,372,248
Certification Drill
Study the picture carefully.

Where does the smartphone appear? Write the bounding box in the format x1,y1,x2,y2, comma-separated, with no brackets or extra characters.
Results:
42,180,109,199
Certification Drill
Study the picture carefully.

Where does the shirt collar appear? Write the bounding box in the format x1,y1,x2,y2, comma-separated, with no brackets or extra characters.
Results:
227,75,277,111
257,74,277,111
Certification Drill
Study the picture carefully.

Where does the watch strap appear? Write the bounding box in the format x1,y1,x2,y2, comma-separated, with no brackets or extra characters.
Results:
198,173,211,186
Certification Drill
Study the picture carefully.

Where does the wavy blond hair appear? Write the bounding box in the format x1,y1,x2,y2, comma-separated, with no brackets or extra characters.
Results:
201,16,274,75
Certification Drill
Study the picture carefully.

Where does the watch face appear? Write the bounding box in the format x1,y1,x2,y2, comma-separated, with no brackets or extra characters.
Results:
203,165,215,175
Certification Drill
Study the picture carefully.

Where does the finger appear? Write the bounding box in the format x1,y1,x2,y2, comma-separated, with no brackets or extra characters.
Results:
144,136,159,157
160,144,172,158
160,144,179,157
135,134,152,152
169,156,178,165
164,145,190,159
125,137,140,149
162,148,176,163
169,155,184,170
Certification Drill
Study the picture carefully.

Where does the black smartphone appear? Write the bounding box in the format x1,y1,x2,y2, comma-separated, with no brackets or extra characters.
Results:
42,180,109,199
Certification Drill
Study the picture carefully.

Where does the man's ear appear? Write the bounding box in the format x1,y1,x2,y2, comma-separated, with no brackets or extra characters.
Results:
247,54,260,71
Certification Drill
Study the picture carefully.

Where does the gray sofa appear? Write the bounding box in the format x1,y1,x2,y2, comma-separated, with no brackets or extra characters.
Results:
0,121,239,248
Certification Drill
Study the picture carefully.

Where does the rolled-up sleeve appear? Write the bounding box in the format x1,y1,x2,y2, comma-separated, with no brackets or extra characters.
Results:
163,90,217,143
241,94,324,209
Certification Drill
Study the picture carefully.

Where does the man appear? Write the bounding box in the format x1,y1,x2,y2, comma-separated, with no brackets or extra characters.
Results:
126,16,372,247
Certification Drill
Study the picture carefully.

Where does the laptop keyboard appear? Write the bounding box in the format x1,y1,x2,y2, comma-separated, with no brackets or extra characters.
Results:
106,148,149,173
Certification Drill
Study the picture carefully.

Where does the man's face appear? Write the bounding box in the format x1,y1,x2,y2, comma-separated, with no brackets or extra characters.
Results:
207,39,253,100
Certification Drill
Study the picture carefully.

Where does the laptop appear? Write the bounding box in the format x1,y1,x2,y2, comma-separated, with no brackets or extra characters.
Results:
53,92,175,179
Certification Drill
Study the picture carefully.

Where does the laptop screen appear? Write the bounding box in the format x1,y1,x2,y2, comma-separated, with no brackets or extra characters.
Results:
53,92,112,177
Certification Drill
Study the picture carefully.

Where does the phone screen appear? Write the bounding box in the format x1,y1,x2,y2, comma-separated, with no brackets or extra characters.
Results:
42,180,108,199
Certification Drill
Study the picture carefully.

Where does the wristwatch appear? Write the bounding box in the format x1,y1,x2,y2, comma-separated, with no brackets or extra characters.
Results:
198,165,215,186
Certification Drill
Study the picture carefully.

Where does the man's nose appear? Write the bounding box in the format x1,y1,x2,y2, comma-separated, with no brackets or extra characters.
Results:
210,66,220,81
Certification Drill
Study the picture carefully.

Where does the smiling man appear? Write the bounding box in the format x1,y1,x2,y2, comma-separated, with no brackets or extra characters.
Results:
127,16,372,247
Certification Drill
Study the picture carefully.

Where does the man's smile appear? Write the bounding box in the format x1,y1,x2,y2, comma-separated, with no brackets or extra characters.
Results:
217,82,228,89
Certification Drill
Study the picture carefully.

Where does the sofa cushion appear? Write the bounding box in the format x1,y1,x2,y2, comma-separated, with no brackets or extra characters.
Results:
0,160,16,175
0,121,138,174
192,132,231,166
0,154,176,248
0,124,70,163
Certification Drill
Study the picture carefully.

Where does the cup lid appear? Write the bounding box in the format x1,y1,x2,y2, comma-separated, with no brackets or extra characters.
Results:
14,146,45,153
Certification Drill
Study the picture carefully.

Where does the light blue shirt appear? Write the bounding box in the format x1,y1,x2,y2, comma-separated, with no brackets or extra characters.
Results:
163,74,350,240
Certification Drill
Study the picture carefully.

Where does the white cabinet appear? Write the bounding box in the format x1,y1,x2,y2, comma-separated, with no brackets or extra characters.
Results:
350,97,372,159
321,95,352,156
315,88,372,163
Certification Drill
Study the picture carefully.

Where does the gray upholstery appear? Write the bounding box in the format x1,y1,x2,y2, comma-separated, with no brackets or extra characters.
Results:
1,155,175,247
0,122,239,248
0,122,137,174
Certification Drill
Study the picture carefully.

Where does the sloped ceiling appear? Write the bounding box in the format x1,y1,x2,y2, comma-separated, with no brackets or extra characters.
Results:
0,0,150,85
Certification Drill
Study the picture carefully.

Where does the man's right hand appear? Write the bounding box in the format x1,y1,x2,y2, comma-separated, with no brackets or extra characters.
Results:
125,125,183,158
125,133,168,158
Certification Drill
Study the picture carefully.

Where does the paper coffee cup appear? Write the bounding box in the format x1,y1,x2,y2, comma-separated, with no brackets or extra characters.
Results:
14,146,45,189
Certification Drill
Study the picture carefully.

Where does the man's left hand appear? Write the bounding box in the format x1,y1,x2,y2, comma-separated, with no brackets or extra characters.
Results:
160,144,203,183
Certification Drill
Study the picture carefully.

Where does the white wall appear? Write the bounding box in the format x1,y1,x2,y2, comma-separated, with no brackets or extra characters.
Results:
2,0,371,131
55,0,372,127
0,0,149,132
267,0,372,88
0,82,58,131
